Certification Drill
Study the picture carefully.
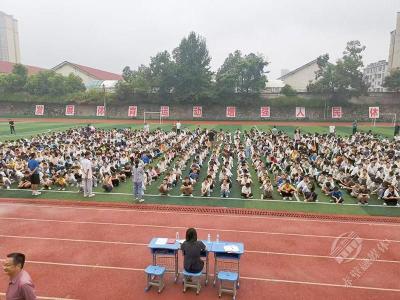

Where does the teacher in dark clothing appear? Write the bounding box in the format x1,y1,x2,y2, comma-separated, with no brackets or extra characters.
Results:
181,228,206,274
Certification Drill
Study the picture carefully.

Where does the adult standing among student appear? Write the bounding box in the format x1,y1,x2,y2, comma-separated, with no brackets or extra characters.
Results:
352,120,357,135
176,121,181,134
9,120,15,135
3,252,37,300
27,153,41,196
132,159,145,203
81,151,95,198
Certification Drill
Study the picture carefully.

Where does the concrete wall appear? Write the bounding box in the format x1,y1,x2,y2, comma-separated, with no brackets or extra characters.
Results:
1,101,399,122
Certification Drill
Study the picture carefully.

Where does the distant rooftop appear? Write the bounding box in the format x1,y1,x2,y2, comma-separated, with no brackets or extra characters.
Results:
0,60,46,75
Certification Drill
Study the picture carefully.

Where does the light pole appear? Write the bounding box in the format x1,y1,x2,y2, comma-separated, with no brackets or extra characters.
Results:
102,83,106,118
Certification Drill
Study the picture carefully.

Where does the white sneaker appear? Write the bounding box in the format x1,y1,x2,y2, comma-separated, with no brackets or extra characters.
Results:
88,194,95,198
83,195,88,198
289,197,292,201
383,202,387,206
6,186,10,189
138,199,144,203
190,194,194,197
397,203,400,207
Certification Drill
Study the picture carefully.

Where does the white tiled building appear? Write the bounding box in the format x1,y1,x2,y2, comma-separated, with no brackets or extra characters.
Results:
278,59,319,92
0,11,20,63
363,60,388,92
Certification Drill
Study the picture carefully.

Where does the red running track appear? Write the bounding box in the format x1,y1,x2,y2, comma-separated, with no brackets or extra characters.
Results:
0,200,399,300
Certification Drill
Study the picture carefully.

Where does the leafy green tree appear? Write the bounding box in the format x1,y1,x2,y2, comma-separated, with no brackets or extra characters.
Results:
26,71,85,96
1,64,28,93
65,74,86,93
308,41,368,100
149,51,176,96
172,32,212,100
216,50,268,95
383,69,400,92
281,84,297,96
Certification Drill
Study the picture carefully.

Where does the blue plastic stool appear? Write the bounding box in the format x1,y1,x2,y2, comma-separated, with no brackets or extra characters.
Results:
182,270,202,295
144,265,166,293
218,271,238,300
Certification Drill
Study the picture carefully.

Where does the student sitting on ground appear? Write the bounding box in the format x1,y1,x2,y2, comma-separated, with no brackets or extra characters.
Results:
220,179,230,198
159,178,170,196
279,179,296,200
304,185,318,202
55,173,67,191
241,182,253,199
330,186,344,204
18,171,31,189
382,185,400,206
0,174,11,189
201,177,211,197
180,176,194,197
357,184,370,205
260,178,273,199
110,173,120,187
41,174,53,190
102,174,113,192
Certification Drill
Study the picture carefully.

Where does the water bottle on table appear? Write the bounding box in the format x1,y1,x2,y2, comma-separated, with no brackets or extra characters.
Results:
176,232,179,241
216,233,220,243
207,233,211,243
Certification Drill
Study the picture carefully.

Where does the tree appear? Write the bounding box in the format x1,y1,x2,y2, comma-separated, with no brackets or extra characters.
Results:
281,84,297,96
149,51,176,96
65,74,86,94
383,69,400,92
26,71,85,96
308,41,368,100
172,32,212,100
1,64,28,93
216,50,268,95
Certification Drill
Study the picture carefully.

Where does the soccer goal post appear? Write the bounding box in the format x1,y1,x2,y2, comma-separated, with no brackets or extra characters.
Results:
143,111,163,124
372,113,397,127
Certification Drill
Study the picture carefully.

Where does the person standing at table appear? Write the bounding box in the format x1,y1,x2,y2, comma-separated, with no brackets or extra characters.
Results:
181,228,206,274
132,159,144,203
3,252,37,300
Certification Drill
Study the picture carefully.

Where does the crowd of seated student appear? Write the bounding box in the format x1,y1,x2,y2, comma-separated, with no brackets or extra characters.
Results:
246,128,399,206
0,127,185,195
0,126,399,207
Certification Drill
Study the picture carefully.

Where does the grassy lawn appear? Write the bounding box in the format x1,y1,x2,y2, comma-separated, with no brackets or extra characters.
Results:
0,120,399,217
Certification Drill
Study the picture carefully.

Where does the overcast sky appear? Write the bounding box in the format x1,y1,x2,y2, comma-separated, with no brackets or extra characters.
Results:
2,0,399,78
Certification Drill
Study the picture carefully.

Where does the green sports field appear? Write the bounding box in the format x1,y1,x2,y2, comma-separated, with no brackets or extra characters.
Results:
0,120,399,217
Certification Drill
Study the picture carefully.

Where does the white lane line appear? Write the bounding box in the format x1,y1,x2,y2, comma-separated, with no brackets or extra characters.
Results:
0,201,399,228
1,234,398,264
239,276,400,293
0,292,78,300
23,260,400,293
0,217,398,243
5,188,400,208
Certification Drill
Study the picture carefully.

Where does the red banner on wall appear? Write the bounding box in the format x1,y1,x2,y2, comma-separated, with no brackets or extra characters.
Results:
331,107,342,119
96,106,105,117
128,106,137,117
65,105,75,116
295,107,306,118
35,105,44,116
226,106,236,118
193,106,202,118
160,106,170,117
260,106,270,118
